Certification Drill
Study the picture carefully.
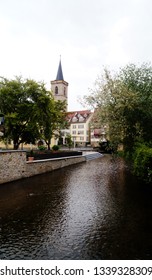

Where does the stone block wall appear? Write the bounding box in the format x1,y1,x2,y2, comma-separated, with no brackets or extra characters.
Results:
0,150,26,184
25,156,85,178
0,151,86,184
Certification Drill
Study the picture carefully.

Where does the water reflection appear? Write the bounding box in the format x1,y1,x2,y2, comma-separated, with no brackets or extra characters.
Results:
0,155,152,259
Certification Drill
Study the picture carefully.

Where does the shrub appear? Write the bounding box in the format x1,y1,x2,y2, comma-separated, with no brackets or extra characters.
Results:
30,149,34,157
132,143,152,183
38,145,46,151
52,145,59,151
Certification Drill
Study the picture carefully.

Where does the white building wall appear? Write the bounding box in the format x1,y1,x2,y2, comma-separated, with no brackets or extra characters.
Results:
70,114,92,145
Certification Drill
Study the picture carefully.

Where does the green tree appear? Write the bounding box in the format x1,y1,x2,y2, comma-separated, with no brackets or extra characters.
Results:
0,77,67,149
0,77,39,149
39,98,67,150
119,63,152,150
84,63,152,154
66,134,73,149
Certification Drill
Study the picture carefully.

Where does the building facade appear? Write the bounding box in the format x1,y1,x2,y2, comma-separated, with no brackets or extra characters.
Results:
61,110,93,147
90,127,107,147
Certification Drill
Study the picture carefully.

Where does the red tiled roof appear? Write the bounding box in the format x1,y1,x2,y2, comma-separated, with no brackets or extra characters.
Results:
66,110,92,123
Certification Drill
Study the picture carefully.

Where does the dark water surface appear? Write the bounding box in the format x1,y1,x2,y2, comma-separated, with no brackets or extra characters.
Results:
0,155,152,260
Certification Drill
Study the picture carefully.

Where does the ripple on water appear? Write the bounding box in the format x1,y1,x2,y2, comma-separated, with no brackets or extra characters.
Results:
0,155,152,259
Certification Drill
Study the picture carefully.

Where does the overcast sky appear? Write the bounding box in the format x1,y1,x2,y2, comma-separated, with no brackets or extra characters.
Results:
0,0,152,111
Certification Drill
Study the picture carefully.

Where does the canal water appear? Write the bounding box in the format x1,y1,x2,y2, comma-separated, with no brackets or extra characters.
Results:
0,155,152,260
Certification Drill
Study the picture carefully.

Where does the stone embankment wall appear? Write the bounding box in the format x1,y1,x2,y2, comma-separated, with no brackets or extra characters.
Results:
0,150,86,184
0,150,26,184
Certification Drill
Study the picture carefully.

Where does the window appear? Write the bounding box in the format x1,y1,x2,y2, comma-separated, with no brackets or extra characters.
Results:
72,117,77,122
72,130,76,135
79,116,84,121
55,86,58,94
72,125,76,129
73,137,76,141
61,131,65,136
0,115,4,125
80,137,84,141
78,130,84,135
78,124,84,128
64,87,66,96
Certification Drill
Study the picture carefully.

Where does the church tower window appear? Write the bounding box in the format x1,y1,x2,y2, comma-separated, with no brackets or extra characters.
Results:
55,86,58,94
64,87,66,96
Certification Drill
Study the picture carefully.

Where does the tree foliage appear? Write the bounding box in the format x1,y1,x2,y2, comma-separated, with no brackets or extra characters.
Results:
0,76,66,149
84,63,152,183
132,143,152,183
66,134,73,149
84,63,152,153
119,63,152,147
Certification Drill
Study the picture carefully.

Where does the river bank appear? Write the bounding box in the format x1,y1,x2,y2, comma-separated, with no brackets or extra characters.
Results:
0,150,86,184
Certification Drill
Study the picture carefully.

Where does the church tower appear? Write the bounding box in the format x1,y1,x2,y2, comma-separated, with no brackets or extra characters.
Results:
51,59,68,111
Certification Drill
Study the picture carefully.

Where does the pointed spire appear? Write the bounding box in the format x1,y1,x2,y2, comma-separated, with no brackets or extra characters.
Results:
56,57,64,80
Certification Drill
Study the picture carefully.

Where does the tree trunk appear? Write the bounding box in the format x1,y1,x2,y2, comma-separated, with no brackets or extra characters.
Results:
47,140,51,150
46,137,51,150
13,141,19,150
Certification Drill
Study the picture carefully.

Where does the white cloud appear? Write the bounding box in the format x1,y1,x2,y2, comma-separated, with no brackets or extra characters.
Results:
105,17,130,66
0,0,152,111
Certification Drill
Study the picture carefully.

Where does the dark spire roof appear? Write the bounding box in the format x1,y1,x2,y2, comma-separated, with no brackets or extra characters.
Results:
56,59,64,80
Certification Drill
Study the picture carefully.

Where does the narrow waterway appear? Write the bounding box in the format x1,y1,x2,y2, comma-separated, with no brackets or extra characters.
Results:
0,155,152,260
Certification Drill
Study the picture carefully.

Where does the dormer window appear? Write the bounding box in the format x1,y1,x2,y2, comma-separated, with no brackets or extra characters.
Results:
55,86,58,94
79,116,84,122
72,116,77,122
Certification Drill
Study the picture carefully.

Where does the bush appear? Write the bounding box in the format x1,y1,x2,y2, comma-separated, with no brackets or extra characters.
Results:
132,143,152,183
99,140,113,153
52,145,59,151
38,145,46,151
29,149,34,157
